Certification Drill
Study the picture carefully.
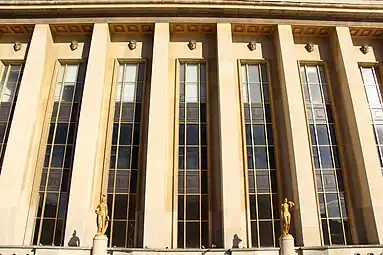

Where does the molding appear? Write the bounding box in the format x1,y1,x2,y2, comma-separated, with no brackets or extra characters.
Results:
232,24,275,35
350,27,383,38
0,24,34,35
170,23,215,33
292,25,330,37
0,2,383,23
109,23,154,34
50,23,93,35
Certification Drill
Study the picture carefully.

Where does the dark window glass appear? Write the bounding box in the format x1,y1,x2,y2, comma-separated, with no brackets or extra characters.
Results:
106,63,145,248
302,64,350,245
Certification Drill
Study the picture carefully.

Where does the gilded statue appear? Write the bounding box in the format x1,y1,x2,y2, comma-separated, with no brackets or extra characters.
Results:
95,194,109,236
280,198,295,237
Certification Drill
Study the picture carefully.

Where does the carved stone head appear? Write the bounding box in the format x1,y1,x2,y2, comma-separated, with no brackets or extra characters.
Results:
305,42,314,53
247,41,256,51
70,40,78,51
13,41,21,52
128,40,137,50
188,40,196,50
360,44,369,54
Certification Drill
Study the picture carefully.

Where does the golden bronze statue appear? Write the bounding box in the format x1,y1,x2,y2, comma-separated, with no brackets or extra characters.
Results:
280,198,295,237
95,194,109,236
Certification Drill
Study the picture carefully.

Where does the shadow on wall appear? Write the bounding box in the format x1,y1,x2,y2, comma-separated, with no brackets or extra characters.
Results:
68,230,81,247
232,234,242,248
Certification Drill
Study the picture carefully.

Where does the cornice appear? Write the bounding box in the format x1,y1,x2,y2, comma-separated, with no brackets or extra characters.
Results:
0,1,383,22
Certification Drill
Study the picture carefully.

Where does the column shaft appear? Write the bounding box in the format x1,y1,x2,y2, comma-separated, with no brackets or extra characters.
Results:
274,24,322,246
64,23,111,246
142,22,172,248
331,26,383,244
0,24,54,244
216,23,247,248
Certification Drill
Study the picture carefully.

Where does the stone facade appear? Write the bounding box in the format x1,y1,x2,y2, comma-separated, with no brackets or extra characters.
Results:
0,1,383,255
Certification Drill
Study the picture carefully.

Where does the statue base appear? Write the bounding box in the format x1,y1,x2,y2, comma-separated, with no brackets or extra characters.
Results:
279,235,294,255
92,235,108,255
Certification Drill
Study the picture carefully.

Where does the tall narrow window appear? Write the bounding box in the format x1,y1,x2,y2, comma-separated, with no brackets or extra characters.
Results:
106,63,145,247
33,63,86,246
241,63,279,247
177,63,209,248
0,63,23,173
359,66,383,175
300,64,351,245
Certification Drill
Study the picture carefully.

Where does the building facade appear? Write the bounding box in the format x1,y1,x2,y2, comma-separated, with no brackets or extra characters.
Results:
0,0,383,254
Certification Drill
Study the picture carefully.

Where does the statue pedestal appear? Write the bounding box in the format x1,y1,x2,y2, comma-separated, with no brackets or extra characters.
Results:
279,235,294,255
92,235,108,255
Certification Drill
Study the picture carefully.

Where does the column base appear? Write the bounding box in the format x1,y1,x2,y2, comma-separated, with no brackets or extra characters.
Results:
92,235,108,255
279,235,294,255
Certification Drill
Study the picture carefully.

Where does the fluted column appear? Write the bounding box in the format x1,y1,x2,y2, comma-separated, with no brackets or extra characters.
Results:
216,23,248,248
274,24,321,246
0,24,54,245
64,23,111,246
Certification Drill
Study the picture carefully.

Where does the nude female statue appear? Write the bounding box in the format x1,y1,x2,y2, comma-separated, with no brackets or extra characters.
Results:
281,198,295,236
95,194,110,236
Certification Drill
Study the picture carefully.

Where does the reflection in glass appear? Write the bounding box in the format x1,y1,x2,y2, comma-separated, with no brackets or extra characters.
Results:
301,64,350,245
360,66,383,176
33,63,85,246
242,63,279,247
178,63,208,248
0,64,23,172
106,63,145,247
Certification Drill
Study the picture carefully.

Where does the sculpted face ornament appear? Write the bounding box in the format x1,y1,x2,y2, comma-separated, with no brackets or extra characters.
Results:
13,41,21,52
70,40,78,51
188,40,196,50
128,40,137,50
247,41,256,51
305,42,314,53
360,44,369,54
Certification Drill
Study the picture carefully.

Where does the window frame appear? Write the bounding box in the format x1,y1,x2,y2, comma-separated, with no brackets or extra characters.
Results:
173,58,211,248
297,60,355,245
100,58,148,248
30,59,87,246
237,59,282,248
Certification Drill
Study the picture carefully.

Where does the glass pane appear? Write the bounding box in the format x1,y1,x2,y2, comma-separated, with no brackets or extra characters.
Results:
252,125,266,145
186,124,199,145
317,125,330,145
65,65,78,82
248,65,260,83
186,196,199,220
319,146,333,168
257,194,272,219
186,171,200,194
186,83,198,102
307,66,319,84
256,171,270,193
124,64,138,83
326,193,340,218
187,64,198,83
254,147,268,169
310,85,323,104
186,147,199,169
361,67,376,85
185,222,200,248
123,83,136,102
259,221,274,247
249,83,262,103
366,86,381,105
